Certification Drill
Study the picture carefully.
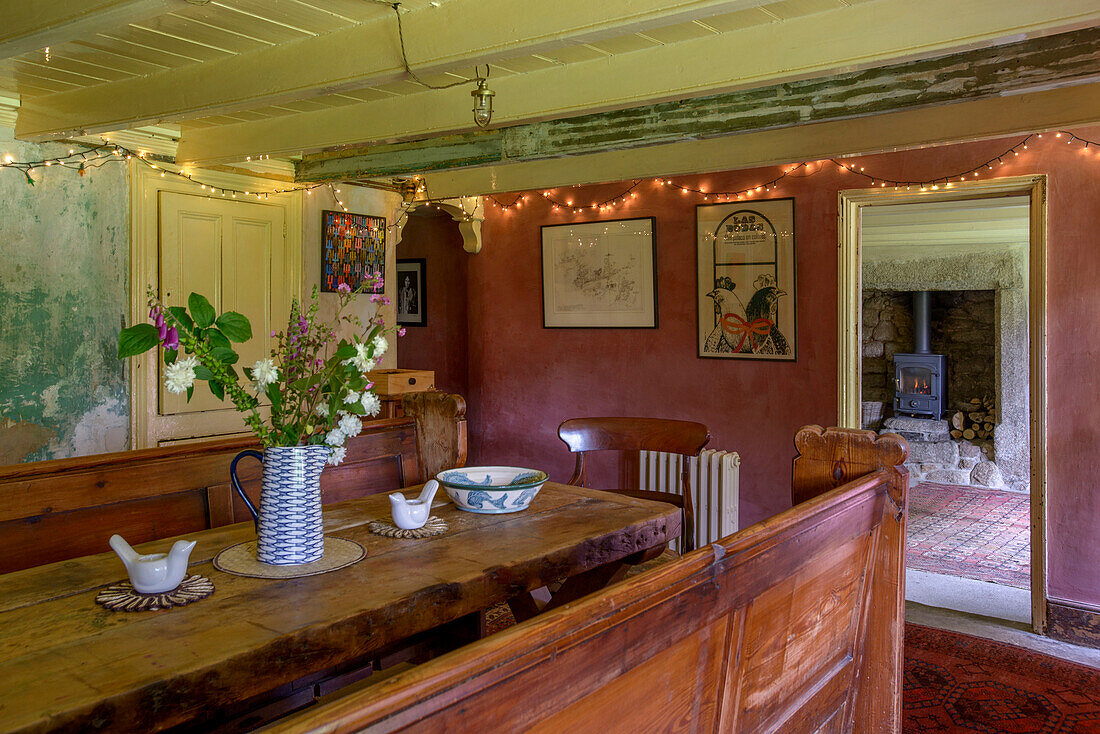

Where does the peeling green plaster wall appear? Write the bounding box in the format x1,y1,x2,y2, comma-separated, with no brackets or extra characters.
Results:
0,132,129,464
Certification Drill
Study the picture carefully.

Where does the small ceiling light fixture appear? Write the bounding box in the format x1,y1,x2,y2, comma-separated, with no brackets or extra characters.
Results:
372,1,496,129
471,76,495,128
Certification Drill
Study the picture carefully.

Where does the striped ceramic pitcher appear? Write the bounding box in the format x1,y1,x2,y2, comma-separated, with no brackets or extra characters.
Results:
229,445,329,565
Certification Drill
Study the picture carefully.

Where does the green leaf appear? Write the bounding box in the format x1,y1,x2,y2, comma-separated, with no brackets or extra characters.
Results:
167,306,194,332
243,366,254,380
186,385,194,402
211,346,239,365
204,328,230,350
164,348,178,365
334,343,356,360
208,380,225,400
266,383,282,411
118,323,159,359
289,373,325,392
194,365,216,382
215,311,252,343
188,293,216,329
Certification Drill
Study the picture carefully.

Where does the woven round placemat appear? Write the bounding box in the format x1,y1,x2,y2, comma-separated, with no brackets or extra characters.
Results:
96,574,214,612
367,516,449,539
213,537,365,579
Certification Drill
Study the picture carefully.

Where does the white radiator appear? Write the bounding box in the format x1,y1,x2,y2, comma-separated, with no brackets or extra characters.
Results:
639,449,740,552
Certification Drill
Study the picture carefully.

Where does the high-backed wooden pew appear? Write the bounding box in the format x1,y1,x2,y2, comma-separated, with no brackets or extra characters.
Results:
0,418,420,574
265,425,909,734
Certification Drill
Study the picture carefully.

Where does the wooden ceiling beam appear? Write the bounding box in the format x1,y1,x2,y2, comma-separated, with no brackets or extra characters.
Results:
14,0,774,141
290,27,1100,183
174,0,1100,165
0,0,179,61
415,81,1100,200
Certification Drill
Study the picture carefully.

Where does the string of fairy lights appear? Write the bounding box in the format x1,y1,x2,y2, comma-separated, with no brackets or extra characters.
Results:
2,130,1097,224
0,138,353,214
482,131,1096,213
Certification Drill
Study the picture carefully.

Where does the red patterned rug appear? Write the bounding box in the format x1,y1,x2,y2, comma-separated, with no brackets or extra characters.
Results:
905,623,1100,733
907,482,1030,589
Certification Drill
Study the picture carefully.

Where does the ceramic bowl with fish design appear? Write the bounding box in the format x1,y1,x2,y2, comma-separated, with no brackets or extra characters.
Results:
436,466,548,514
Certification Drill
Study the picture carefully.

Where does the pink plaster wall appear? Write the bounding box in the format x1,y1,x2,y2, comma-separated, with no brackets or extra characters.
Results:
463,129,1100,609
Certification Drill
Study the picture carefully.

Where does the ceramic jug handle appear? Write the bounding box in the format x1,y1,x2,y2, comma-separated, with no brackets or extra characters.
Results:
229,450,264,531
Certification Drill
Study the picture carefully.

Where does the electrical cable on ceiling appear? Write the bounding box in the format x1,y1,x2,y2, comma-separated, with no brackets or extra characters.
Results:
366,0,495,126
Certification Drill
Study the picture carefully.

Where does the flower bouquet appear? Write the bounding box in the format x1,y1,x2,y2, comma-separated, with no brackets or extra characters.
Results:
117,277,398,565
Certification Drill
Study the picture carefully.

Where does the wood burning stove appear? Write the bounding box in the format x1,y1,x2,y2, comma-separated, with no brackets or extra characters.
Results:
893,291,947,420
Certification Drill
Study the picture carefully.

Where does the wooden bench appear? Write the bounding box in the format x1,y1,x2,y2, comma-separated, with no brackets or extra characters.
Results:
0,417,421,574
265,425,909,733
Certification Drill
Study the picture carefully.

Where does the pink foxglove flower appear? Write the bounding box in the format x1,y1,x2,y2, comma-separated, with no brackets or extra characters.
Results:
164,327,179,351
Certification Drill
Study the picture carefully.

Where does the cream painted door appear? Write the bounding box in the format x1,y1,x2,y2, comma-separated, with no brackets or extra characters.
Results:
152,191,289,443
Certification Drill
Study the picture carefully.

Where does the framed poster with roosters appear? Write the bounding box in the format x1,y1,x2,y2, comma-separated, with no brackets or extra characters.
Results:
696,198,796,360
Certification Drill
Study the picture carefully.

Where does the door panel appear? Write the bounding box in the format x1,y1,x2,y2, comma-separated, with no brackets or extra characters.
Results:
155,191,288,436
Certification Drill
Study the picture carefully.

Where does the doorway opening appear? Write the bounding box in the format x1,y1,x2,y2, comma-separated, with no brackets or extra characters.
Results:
838,175,1047,632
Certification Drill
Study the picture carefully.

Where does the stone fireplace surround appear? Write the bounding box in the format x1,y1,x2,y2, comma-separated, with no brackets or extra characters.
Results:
862,247,1030,492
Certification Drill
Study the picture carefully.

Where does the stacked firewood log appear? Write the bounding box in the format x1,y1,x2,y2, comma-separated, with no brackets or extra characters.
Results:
949,396,996,443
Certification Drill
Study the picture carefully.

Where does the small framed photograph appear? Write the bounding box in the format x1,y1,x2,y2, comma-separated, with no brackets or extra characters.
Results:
696,198,796,360
541,217,658,328
396,258,426,327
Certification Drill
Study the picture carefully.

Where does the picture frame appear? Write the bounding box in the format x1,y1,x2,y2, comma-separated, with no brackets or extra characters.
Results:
320,209,386,293
540,217,658,329
396,258,426,327
696,198,796,360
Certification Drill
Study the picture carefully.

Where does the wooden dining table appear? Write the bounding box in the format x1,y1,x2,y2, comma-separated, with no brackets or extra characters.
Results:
0,482,679,733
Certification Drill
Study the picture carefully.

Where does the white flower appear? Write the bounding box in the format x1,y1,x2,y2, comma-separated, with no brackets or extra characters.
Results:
324,429,345,447
327,446,347,466
343,390,361,406
164,355,199,394
361,391,381,417
372,335,388,358
338,413,362,438
251,358,278,392
314,401,328,417
344,342,377,373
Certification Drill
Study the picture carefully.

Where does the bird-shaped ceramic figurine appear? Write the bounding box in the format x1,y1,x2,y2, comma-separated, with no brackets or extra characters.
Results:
389,480,440,530
109,534,196,594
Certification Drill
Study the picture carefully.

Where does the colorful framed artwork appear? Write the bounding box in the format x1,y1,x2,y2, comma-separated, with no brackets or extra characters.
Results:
540,217,658,329
396,258,426,327
696,198,796,360
321,210,386,293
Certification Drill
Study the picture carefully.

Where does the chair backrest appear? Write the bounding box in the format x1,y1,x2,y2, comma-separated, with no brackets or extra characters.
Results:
557,417,710,486
0,418,420,574
266,425,909,734
401,392,468,481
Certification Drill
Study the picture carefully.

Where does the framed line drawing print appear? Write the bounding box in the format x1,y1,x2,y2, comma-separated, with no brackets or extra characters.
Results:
696,198,796,360
396,258,426,327
321,210,386,293
541,217,658,328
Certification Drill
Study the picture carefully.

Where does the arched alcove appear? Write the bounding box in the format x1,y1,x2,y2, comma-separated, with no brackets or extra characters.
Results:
394,207,469,397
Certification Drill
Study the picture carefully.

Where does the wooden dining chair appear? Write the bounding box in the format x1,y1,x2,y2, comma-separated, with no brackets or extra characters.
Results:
401,391,468,481
558,417,711,553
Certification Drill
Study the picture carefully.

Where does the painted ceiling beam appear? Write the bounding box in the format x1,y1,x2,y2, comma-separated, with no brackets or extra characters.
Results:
14,0,775,141
415,81,1100,200
0,0,178,61
175,0,1100,165
292,27,1100,183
